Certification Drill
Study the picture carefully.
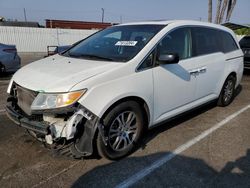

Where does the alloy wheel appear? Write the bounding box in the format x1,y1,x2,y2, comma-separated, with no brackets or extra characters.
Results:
223,79,234,103
108,111,138,151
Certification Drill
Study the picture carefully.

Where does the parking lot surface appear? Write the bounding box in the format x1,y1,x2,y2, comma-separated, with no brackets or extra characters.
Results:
0,68,249,188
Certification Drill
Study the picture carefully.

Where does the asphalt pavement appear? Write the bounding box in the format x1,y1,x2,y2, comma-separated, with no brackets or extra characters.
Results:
0,70,249,188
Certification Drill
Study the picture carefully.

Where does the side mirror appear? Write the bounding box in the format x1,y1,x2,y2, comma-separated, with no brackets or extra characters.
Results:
158,53,179,64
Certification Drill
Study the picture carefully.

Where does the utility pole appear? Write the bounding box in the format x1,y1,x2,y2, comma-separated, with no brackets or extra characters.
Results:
120,15,123,24
23,8,27,22
101,8,104,23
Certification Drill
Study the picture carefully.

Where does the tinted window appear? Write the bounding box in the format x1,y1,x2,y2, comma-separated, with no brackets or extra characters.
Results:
64,25,164,62
157,28,192,60
220,31,239,53
192,27,221,56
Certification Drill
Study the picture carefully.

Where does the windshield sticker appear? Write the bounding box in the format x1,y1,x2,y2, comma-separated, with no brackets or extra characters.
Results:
115,41,138,46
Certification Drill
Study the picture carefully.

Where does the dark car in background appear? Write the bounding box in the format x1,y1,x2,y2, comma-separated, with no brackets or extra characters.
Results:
0,43,21,73
239,36,250,69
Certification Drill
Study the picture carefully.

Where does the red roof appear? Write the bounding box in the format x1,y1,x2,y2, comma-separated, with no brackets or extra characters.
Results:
45,19,112,30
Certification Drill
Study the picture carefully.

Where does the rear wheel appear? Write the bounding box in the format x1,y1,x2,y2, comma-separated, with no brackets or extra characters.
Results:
217,75,236,107
97,101,144,160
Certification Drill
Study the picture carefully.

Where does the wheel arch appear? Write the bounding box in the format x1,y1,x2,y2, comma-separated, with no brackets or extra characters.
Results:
217,71,237,107
90,96,151,158
218,71,237,93
226,71,237,88
100,96,150,129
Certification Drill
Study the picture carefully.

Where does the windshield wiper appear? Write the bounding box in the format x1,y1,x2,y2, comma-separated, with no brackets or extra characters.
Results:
80,54,114,61
68,53,114,61
64,51,79,58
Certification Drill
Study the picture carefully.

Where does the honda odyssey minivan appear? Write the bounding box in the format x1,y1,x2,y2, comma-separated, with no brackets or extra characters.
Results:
6,20,243,160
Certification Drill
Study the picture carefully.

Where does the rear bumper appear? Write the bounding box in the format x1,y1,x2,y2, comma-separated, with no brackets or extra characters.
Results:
5,105,49,135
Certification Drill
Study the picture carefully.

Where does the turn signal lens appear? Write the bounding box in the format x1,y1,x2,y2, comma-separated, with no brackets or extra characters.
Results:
56,91,85,107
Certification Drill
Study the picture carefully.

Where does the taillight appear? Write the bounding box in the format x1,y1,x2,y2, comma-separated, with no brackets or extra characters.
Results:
3,48,17,53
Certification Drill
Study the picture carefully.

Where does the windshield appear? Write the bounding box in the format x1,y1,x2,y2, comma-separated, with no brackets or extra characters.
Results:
64,25,165,62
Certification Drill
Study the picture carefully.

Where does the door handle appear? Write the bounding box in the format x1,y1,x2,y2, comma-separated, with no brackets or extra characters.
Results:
189,69,199,75
198,67,207,73
189,67,207,76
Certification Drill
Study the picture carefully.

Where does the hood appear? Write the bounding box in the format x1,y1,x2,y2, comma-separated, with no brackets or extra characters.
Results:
13,55,122,92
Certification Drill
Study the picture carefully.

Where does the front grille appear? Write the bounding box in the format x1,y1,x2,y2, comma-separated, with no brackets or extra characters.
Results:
14,84,38,116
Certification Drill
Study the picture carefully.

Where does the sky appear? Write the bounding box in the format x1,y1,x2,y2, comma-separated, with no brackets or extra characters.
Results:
0,0,249,25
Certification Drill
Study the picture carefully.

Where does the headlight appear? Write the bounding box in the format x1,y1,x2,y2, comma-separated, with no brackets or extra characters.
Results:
31,89,87,110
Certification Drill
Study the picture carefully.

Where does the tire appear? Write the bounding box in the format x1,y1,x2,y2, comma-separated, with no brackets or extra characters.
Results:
217,75,236,107
97,101,145,160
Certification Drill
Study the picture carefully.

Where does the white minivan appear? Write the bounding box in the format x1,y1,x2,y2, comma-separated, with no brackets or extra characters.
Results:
6,20,243,160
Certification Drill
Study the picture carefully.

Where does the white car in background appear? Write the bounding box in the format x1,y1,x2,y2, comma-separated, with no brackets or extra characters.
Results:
6,20,243,160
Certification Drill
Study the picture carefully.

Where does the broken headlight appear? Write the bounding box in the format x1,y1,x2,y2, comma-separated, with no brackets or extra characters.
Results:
31,89,87,110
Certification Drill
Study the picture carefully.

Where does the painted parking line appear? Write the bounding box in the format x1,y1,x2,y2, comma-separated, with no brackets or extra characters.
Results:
31,161,82,188
116,104,250,188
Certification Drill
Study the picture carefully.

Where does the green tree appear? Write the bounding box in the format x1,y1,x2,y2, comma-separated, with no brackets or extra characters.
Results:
235,28,250,35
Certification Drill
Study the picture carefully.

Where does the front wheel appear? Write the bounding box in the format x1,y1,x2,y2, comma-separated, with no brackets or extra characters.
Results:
217,75,236,107
97,101,145,160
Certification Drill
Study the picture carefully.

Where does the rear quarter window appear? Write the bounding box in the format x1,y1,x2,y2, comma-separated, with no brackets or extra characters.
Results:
192,27,238,56
219,31,239,53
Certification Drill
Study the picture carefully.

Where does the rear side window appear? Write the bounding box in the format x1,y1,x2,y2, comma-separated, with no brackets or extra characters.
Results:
219,31,239,53
192,27,221,56
192,27,238,56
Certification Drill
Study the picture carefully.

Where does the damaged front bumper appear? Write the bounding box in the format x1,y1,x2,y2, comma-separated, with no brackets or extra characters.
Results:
6,105,49,135
6,102,102,157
